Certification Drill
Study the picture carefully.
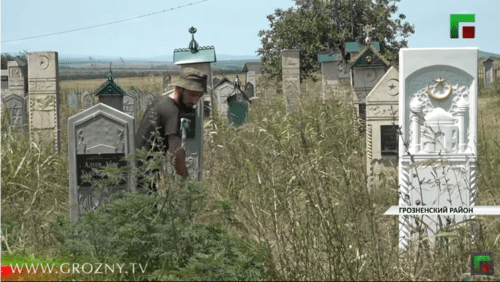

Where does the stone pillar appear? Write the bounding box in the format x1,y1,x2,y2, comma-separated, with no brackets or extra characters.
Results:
281,49,301,113
247,71,256,96
28,51,61,152
409,98,422,153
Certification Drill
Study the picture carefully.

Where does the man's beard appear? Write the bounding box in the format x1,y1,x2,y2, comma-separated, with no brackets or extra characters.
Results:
178,92,195,113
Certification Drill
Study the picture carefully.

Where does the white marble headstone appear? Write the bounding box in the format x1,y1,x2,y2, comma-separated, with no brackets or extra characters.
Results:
27,51,61,152
399,48,478,251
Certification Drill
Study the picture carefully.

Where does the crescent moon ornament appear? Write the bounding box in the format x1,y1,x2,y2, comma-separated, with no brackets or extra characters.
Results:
426,82,452,101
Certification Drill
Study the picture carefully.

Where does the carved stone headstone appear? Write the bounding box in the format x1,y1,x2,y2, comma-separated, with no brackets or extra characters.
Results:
27,51,61,152
483,58,495,87
4,94,27,131
8,60,27,97
123,91,138,125
69,92,78,109
282,49,301,113
244,82,254,98
366,66,399,187
214,78,234,117
81,91,94,110
247,71,256,95
68,103,136,222
399,48,478,251
142,92,155,112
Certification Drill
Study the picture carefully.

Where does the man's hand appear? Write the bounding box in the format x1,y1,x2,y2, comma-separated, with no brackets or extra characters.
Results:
168,135,189,179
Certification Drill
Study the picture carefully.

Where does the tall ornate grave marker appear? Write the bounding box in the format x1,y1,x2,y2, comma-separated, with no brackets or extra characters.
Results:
69,92,78,109
95,71,126,112
173,26,216,181
483,58,495,87
366,66,399,187
399,48,478,251
27,51,61,152
282,49,301,113
68,103,136,222
348,44,390,119
4,94,27,131
213,77,233,117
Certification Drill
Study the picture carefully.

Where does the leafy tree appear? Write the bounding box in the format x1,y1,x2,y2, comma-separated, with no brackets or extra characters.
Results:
257,0,415,81
1,50,28,69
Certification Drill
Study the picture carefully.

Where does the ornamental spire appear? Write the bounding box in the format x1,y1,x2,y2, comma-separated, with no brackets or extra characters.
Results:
188,26,199,53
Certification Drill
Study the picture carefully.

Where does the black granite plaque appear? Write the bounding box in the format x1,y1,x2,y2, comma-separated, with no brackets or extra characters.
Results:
381,125,398,155
76,153,127,186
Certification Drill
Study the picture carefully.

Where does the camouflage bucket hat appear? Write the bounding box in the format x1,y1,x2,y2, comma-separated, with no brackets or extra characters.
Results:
176,68,208,93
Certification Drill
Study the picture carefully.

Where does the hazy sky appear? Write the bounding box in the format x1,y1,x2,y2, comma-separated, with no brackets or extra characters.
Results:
1,0,499,59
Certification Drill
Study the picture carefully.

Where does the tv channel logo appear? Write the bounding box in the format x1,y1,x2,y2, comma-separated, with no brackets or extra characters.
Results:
471,252,494,275
450,14,475,38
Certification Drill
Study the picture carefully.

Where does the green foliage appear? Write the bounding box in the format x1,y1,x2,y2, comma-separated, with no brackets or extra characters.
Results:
257,0,415,80
55,180,268,281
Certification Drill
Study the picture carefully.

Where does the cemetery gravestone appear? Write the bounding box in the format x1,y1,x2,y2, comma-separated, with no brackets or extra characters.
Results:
69,92,78,109
366,66,399,186
317,51,344,100
4,94,27,131
348,45,390,119
213,77,220,86
214,78,234,117
227,91,251,126
27,51,61,152
172,26,216,181
81,90,93,110
244,82,254,98
123,91,139,128
282,49,301,113
399,48,478,251
483,58,495,87
68,103,136,222
247,71,256,95
8,60,27,98
142,92,155,112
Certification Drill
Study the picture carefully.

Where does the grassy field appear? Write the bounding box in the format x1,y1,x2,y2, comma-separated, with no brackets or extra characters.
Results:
2,75,500,281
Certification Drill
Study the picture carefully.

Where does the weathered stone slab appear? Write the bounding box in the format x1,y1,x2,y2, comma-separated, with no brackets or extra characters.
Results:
247,71,256,96
399,48,478,251
28,51,60,152
214,78,234,117
68,103,136,222
366,66,399,186
69,92,78,109
282,49,301,113
81,90,94,110
244,82,254,98
483,58,495,87
4,94,27,131
8,60,27,97
123,91,138,127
